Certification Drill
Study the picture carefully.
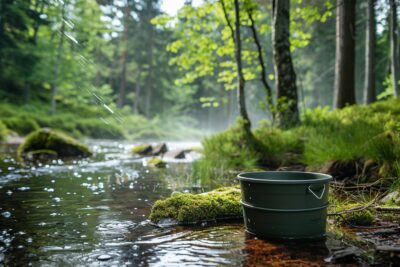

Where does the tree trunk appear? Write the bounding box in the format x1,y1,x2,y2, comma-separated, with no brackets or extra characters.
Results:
51,2,66,114
246,6,275,122
233,0,251,132
117,3,129,108
390,0,400,96
334,0,356,108
363,0,376,104
272,0,299,128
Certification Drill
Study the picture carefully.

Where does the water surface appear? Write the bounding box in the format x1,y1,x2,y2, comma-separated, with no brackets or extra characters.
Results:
0,140,355,266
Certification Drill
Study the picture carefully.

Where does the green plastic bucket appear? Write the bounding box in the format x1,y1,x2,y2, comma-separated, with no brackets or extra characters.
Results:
237,171,332,239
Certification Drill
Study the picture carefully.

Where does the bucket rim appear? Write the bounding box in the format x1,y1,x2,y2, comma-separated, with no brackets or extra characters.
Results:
237,171,332,184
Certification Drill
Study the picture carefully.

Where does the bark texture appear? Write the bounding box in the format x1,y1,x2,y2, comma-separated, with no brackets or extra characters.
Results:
390,0,400,97
363,0,376,104
234,0,251,132
272,0,299,128
334,0,356,108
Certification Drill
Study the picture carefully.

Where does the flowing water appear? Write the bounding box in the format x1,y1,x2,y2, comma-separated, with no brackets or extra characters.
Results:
0,140,357,266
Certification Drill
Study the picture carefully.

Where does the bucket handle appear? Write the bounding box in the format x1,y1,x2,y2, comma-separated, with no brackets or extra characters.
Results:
308,184,326,200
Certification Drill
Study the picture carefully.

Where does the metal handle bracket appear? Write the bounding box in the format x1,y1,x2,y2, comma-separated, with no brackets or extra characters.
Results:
308,184,326,200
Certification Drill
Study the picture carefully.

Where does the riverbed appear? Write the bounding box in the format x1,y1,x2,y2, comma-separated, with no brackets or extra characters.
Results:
0,140,365,266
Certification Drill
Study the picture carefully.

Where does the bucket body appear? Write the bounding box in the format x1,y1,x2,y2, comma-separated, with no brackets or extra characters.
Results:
237,171,332,239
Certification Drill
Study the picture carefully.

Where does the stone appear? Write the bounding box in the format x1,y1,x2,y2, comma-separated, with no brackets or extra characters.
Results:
149,186,242,224
131,144,153,156
152,143,168,156
17,128,91,161
380,191,400,205
97,254,112,261
165,149,185,159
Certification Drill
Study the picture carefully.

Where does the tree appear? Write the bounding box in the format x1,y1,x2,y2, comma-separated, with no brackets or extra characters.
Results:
51,1,66,114
363,0,376,104
390,0,400,96
245,1,274,121
334,0,356,108
272,0,299,128
117,1,130,108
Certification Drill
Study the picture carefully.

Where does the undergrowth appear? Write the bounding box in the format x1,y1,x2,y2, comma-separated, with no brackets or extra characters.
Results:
196,99,400,183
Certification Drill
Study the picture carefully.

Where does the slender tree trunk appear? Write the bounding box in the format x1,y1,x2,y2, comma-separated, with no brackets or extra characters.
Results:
117,3,129,108
272,0,299,128
246,6,275,121
334,0,356,108
233,0,251,132
363,0,376,104
219,0,251,132
31,1,45,44
390,0,400,96
51,2,66,114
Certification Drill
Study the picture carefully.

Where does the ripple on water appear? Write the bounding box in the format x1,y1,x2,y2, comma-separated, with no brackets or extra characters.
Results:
132,225,245,266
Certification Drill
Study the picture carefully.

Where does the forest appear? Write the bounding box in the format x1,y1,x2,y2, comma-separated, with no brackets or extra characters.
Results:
1,0,400,266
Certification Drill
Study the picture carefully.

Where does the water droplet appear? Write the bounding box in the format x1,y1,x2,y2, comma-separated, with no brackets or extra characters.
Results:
18,187,30,191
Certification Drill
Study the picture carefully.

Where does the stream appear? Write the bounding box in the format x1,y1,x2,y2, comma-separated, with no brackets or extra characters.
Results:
0,140,363,266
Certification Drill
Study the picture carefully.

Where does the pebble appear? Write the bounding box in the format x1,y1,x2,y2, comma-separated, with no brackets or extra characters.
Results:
97,254,112,261
1,212,11,218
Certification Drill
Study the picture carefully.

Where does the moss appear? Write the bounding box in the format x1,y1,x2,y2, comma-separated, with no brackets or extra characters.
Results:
340,209,375,226
132,144,153,155
149,186,242,224
147,157,167,168
17,128,91,161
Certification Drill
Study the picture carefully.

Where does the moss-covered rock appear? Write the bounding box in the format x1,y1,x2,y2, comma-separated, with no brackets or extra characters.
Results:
147,157,167,168
132,144,153,155
149,186,242,224
17,128,91,161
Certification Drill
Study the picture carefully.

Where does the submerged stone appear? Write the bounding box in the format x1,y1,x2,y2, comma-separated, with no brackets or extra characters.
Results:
97,254,112,261
149,186,242,224
132,144,153,155
17,128,91,161
165,149,185,159
147,157,167,168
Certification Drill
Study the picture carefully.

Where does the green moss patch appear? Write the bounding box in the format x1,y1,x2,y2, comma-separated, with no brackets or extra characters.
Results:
149,186,242,224
17,128,91,161
132,144,153,155
147,157,167,168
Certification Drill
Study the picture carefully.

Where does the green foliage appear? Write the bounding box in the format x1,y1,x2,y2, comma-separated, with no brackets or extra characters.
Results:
149,186,242,224
17,128,92,161
193,118,261,180
0,121,8,141
3,116,40,135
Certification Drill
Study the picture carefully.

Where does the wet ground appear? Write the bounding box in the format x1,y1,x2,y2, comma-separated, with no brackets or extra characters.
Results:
0,140,394,266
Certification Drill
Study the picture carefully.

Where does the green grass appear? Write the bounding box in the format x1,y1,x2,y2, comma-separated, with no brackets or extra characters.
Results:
197,98,400,183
